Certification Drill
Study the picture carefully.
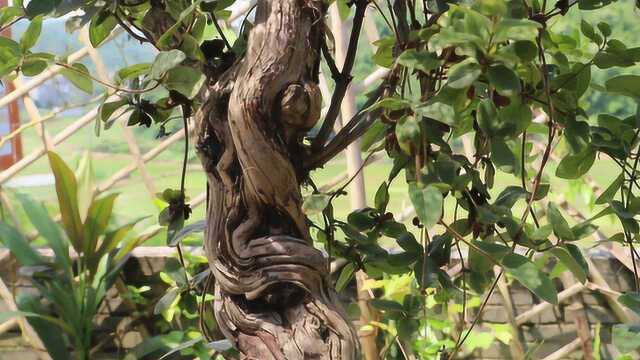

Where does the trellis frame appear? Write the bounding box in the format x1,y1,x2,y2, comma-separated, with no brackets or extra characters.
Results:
0,2,639,360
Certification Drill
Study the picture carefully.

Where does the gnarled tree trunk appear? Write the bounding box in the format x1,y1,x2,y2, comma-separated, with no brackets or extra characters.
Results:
196,1,358,358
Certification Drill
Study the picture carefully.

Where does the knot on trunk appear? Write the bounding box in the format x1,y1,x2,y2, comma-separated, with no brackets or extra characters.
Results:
280,82,322,144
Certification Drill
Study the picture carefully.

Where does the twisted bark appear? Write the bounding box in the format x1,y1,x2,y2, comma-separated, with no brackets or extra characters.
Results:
196,1,358,358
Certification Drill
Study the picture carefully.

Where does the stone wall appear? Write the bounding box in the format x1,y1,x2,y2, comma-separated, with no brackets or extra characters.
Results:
0,248,636,359
472,250,636,359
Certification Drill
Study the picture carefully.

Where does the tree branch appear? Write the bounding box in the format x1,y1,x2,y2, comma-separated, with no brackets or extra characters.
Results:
312,0,369,149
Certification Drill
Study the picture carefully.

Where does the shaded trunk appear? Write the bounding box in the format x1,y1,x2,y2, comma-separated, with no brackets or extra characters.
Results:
196,1,358,359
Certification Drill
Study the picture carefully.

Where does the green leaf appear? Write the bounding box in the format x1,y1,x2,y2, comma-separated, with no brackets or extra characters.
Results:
564,120,590,154
555,148,596,179
375,182,390,212
487,64,521,97
596,173,624,205
494,19,541,42
605,75,640,99
477,99,499,137
335,263,356,292
361,120,388,152
414,101,455,126
502,253,558,304
348,208,377,231
84,193,118,256
581,20,600,44
21,55,48,76
547,203,575,241
395,116,421,154
157,0,204,49
150,50,187,80
164,65,206,99
47,151,84,250
25,0,60,18
398,49,440,73
0,37,22,77
116,63,151,82
396,232,423,254
20,15,42,51
60,63,93,94
613,325,640,354
366,97,411,112
514,40,538,62
619,292,640,317
550,246,587,283
491,140,517,173
89,12,118,48
408,183,443,228
100,98,129,122
597,22,611,37
169,220,205,247
15,193,70,269
302,193,331,215
447,58,481,89
0,223,44,267
0,311,72,334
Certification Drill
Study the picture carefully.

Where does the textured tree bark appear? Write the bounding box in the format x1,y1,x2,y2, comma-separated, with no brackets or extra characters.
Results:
196,1,358,359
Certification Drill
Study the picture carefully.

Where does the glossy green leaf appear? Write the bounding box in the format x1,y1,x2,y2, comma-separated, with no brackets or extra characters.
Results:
596,173,624,205
447,58,481,89
117,63,151,82
89,12,117,48
550,245,587,283
335,263,356,292
547,203,575,241
164,65,206,99
48,151,84,250
302,193,331,215
0,222,44,267
619,292,640,316
613,325,640,354
150,50,187,80
15,193,70,269
395,115,421,154
100,98,129,122
20,15,42,51
487,64,521,97
409,183,443,228
502,253,558,304
606,75,640,99
555,148,596,179
25,0,60,17
60,63,93,94
398,49,440,73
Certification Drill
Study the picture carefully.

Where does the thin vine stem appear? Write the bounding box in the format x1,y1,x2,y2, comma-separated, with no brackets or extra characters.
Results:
55,62,160,94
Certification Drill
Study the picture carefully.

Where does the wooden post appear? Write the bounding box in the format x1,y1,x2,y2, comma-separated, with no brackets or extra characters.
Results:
329,5,379,360
560,273,594,360
0,14,23,169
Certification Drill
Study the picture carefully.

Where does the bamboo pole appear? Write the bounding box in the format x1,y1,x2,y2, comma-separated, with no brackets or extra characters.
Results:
0,278,52,360
97,121,195,192
12,79,54,150
542,338,582,360
80,28,158,199
0,105,99,185
515,282,585,325
493,266,526,358
0,28,123,110
560,273,593,360
329,5,379,360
